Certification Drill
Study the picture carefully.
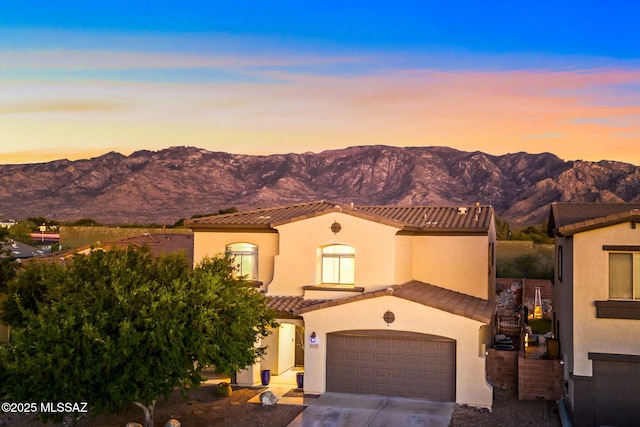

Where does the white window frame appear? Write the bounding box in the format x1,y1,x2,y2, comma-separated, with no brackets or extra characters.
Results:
321,244,355,285
226,243,258,281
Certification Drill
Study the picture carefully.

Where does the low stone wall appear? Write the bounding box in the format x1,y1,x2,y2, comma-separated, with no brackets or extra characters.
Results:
487,349,518,391
518,353,563,400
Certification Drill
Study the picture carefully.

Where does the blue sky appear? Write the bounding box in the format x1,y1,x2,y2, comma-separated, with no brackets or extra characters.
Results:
1,1,639,164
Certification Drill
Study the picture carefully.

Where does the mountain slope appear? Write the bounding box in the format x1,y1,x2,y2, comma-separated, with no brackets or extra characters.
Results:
2,145,639,226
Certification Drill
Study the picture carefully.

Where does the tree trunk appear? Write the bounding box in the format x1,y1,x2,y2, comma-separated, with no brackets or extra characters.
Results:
134,401,156,427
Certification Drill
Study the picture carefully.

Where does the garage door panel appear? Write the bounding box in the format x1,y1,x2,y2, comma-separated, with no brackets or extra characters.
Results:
376,353,390,363
326,331,456,400
593,359,640,427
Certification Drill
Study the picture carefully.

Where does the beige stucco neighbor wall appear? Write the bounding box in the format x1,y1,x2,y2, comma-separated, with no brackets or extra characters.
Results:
302,296,493,409
413,235,491,299
268,212,399,296
192,231,279,285
571,222,640,377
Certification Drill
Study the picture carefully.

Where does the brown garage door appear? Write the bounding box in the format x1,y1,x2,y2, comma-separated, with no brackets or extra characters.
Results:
593,359,640,427
326,330,455,401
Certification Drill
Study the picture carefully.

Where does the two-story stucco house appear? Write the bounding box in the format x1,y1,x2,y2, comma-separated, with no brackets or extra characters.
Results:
186,200,496,408
548,202,640,427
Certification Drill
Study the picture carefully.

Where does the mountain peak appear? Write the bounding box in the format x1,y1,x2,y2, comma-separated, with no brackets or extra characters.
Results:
1,145,638,226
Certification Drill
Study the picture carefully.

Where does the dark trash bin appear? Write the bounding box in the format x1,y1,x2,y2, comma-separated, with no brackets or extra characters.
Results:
296,372,304,389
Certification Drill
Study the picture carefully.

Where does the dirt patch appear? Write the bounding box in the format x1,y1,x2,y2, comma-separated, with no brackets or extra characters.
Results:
449,389,561,426
0,385,305,427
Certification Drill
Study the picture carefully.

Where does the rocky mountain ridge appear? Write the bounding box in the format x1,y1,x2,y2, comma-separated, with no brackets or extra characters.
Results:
1,145,639,226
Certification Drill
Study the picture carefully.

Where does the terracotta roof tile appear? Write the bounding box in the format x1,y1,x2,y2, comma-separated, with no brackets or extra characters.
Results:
295,280,495,324
105,233,194,266
186,200,493,233
266,296,328,316
549,202,640,237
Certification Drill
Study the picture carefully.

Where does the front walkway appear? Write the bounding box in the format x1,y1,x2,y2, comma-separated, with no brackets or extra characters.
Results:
287,393,455,427
247,366,318,406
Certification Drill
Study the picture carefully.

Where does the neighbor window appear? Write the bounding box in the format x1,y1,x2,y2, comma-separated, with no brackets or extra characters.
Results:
557,245,563,283
226,243,258,281
609,252,640,300
321,244,355,285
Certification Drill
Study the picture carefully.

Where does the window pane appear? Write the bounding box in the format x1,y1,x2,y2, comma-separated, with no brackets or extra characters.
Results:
322,245,355,255
610,253,633,299
239,255,253,279
339,257,355,284
636,254,640,300
228,242,257,253
226,243,258,280
322,257,340,283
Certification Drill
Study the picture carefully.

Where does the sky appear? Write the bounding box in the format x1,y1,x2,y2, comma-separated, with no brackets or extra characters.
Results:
1,1,639,165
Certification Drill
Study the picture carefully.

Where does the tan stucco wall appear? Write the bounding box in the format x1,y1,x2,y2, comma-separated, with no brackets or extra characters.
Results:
191,211,495,300
192,231,279,285
394,234,413,284
413,234,491,299
570,222,640,377
302,296,493,409
268,212,399,295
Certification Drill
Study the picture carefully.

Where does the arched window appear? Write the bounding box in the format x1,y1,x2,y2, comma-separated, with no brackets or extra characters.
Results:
321,244,355,284
226,243,258,280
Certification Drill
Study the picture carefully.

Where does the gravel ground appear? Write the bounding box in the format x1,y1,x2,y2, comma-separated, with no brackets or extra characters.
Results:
450,388,562,427
0,386,305,427
0,386,561,427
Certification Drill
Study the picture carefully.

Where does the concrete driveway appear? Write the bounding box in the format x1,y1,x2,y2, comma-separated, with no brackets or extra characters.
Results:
287,393,455,427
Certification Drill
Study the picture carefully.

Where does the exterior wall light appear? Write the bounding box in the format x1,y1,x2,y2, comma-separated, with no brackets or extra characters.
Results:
310,331,317,344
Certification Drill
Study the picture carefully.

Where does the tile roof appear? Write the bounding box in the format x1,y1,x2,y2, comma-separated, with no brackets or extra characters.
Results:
266,296,329,316
548,202,640,237
105,233,194,266
294,280,495,324
1,240,45,259
186,200,493,233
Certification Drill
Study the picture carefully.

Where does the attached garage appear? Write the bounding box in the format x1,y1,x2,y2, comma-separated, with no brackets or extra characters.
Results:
592,358,640,427
326,330,456,401
298,283,495,409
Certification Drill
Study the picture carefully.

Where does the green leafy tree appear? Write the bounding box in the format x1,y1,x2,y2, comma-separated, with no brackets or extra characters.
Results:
68,218,102,227
497,254,553,280
0,228,18,294
495,215,511,240
1,247,276,427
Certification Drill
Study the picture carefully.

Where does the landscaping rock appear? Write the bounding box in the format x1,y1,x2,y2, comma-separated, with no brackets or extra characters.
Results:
125,423,143,427
164,419,181,427
259,390,279,406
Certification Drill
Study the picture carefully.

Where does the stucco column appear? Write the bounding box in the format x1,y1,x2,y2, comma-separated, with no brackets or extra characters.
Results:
235,362,261,386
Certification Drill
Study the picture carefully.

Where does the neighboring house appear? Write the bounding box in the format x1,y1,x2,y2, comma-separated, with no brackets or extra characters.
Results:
1,240,45,260
104,233,194,267
186,200,497,408
0,220,17,228
33,233,194,266
548,202,640,427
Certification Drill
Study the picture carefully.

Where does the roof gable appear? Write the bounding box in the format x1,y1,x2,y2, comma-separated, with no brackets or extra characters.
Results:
548,203,640,237
186,200,493,234
294,280,495,324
